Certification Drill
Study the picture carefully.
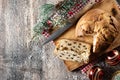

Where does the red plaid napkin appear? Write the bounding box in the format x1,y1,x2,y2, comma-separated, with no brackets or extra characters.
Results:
81,63,93,74
43,32,50,38
67,0,102,19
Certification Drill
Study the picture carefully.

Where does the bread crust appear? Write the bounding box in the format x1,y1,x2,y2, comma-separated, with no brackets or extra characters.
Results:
75,9,119,53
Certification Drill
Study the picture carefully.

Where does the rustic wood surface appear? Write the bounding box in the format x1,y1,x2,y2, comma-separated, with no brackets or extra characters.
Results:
0,0,120,80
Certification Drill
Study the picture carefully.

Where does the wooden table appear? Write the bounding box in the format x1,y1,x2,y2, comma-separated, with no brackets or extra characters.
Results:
0,0,120,80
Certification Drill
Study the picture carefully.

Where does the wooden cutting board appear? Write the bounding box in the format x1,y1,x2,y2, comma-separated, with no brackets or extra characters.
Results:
54,0,120,71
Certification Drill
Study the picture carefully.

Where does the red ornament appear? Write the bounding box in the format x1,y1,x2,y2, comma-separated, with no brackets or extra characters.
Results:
88,66,104,80
106,50,120,66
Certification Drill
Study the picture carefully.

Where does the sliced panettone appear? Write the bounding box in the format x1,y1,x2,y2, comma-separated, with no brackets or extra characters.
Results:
54,39,91,65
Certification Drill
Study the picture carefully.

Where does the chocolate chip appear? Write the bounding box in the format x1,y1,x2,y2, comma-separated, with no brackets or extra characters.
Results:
75,51,78,53
78,46,80,48
63,47,68,50
66,57,68,59
73,46,75,48
61,53,64,55
83,45,86,47
83,51,86,53
85,48,87,50
61,45,63,47
74,42,76,44
71,49,74,51
65,41,67,43
68,43,72,46
75,60,78,62
73,54,76,56
71,57,73,59
86,31,90,34
59,55,62,57
56,48,59,50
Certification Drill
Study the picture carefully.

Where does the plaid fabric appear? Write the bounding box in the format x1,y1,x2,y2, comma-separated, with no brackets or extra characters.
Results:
67,0,102,18
95,0,101,2
67,0,95,19
81,63,93,74
67,0,89,18
42,31,50,38
42,32,54,45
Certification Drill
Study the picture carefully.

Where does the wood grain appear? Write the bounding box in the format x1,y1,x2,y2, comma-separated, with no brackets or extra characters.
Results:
0,0,120,80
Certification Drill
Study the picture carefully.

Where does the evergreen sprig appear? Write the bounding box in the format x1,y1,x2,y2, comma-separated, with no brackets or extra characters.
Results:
33,0,88,39
33,4,55,36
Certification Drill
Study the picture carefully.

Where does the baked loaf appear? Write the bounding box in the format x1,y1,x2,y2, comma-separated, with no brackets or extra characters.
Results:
75,9,119,53
53,0,120,71
54,39,91,65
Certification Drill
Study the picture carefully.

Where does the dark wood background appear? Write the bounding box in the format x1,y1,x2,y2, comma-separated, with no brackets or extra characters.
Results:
0,0,120,80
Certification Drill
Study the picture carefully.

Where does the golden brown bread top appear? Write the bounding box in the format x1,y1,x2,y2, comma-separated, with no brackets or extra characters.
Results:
75,9,118,37
75,9,119,53
75,9,103,37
